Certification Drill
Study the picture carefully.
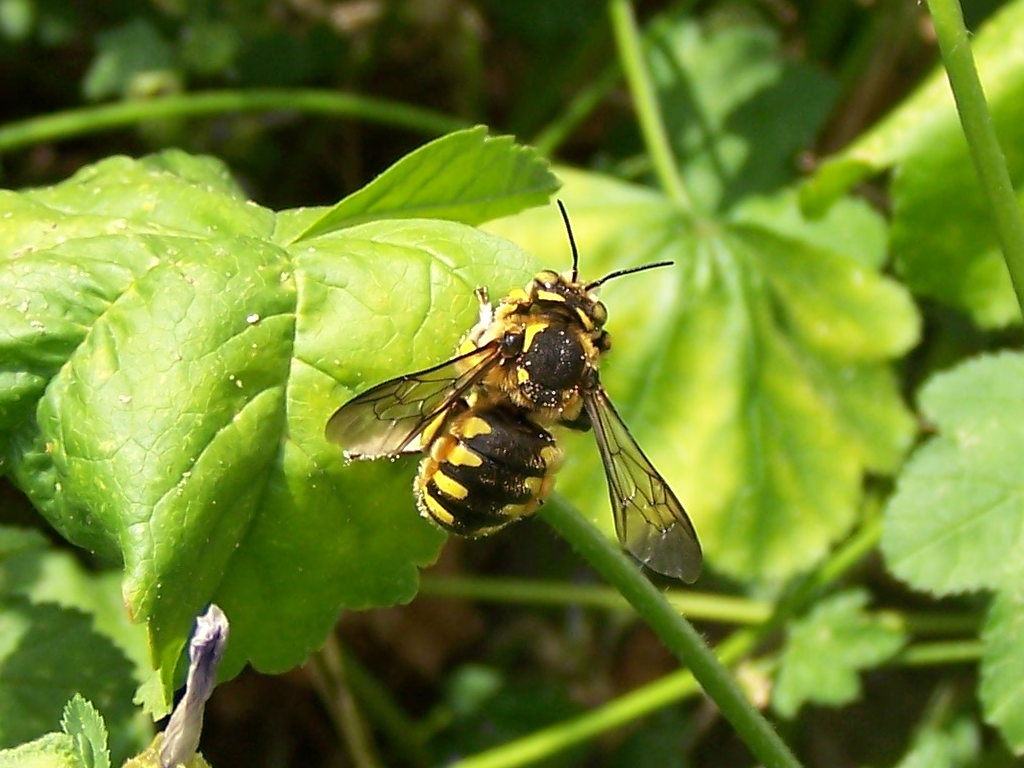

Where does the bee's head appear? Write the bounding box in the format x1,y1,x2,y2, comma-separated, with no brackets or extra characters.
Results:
524,200,672,330
529,268,609,330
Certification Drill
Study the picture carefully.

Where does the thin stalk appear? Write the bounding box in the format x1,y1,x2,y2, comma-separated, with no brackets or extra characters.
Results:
307,636,384,768
455,510,884,768
537,499,802,768
339,646,432,768
890,640,984,667
889,610,981,637
452,630,759,768
607,0,695,210
419,575,772,625
0,89,466,154
925,0,1024,320
420,574,979,636
532,65,621,157
532,0,700,157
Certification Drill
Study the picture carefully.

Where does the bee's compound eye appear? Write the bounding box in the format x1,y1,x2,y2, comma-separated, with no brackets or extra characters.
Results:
591,301,608,327
501,331,524,356
535,270,560,289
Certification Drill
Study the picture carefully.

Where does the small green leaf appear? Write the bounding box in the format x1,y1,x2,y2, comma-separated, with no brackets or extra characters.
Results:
60,696,109,768
772,590,906,718
0,599,136,754
893,716,980,768
882,352,1024,595
81,19,176,101
295,126,559,239
647,10,836,212
178,21,240,77
0,732,79,768
486,168,917,580
980,588,1024,754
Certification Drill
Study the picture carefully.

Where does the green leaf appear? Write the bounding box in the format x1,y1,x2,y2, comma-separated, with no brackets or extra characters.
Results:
980,588,1024,754
0,599,136,754
882,352,1024,595
0,733,79,768
178,21,240,77
486,168,917,580
893,716,980,768
771,590,906,718
801,0,1024,213
799,0,1024,326
81,19,177,101
0,526,151,713
1,141,543,695
60,696,109,768
433,667,587,765
295,126,559,239
889,112,1024,329
647,9,836,212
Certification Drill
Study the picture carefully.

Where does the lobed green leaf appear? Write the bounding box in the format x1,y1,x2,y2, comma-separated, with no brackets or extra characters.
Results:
0,600,136,755
60,696,109,768
0,526,151,715
882,352,1024,595
771,590,906,718
486,168,917,581
980,588,1024,754
647,11,836,213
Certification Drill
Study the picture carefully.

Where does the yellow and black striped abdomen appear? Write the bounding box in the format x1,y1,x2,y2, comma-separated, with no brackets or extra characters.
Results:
415,405,562,536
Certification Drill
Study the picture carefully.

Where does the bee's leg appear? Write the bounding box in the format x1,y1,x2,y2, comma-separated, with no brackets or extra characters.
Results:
474,286,493,326
560,408,592,432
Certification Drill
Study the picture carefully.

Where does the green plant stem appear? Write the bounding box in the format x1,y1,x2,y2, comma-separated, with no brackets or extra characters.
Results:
532,0,699,157
607,0,695,210
891,640,984,667
532,65,621,158
420,574,980,635
925,0,1024,320
419,575,772,624
537,499,802,768
452,629,759,768
307,636,384,768
456,510,883,768
891,611,981,637
0,90,466,154
338,646,432,768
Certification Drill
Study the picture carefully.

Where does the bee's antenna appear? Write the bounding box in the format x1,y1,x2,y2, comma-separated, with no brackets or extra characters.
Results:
557,200,579,283
585,261,673,292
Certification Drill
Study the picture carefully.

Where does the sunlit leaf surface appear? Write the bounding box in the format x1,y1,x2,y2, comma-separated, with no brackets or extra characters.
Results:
486,169,918,581
0,142,549,691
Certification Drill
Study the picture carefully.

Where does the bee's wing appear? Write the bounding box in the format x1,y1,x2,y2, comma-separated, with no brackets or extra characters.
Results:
325,342,501,459
583,384,702,582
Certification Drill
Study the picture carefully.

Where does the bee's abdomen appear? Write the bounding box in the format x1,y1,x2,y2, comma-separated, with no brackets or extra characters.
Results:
416,406,561,536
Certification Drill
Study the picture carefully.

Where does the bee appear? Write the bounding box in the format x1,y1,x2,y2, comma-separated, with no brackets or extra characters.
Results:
325,202,702,582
